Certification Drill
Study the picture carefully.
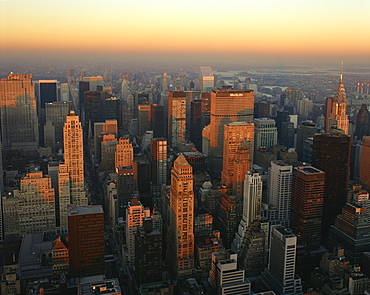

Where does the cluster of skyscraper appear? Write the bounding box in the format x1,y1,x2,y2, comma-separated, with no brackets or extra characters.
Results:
0,65,370,295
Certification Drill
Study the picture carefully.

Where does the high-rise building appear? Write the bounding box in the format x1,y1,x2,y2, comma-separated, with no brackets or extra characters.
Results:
261,225,303,295
150,104,165,138
312,130,351,235
203,90,254,176
117,166,136,217
58,163,71,232
355,104,369,140
45,101,72,151
2,172,56,238
138,105,151,137
217,192,243,249
38,80,59,109
291,165,325,250
268,161,293,228
283,88,301,108
221,122,254,196
168,91,186,148
67,205,104,277
329,189,370,265
115,137,133,169
0,73,39,151
135,218,162,285
100,134,117,173
168,154,195,278
360,136,370,189
199,66,214,91
209,249,251,295
125,196,150,267
63,111,87,206
296,121,317,160
150,138,167,186
326,74,349,134
232,172,267,277
60,83,69,102
254,118,278,151
190,100,202,150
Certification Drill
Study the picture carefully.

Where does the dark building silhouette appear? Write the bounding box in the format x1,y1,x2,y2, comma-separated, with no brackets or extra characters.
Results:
67,205,105,277
150,104,165,138
216,192,243,249
296,121,317,160
312,130,351,237
256,102,271,118
329,188,370,264
117,166,136,217
84,91,110,135
355,104,369,140
135,218,162,285
39,80,58,109
78,81,89,115
190,100,202,150
291,165,325,250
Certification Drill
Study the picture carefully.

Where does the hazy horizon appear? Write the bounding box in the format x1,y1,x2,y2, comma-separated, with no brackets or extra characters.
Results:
1,0,369,70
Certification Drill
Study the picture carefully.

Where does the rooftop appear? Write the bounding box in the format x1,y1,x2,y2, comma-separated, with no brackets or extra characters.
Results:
67,205,103,216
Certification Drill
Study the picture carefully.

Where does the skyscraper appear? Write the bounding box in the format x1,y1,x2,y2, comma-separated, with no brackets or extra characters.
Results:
221,122,254,196
261,225,303,295
63,111,87,206
150,138,167,186
67,205,104,277
355,104,369,140
326,74,349,134
168,91,186,148
38,80,59,109
168,154,195,278
312,130,351,236
115,137,133,169
125,196,150,267
291,165,325,250
360,136,370,189
254,118,278,151
45,101,72,151
203,90,254,176
268,161,293,228
232,172,267,277
329,189,370,265
0,73,39,151
296,121,317,160
199,66,214,91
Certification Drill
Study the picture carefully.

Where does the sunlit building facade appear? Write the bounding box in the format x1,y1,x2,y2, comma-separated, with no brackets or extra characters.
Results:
0,73,39,151
168,154,195,278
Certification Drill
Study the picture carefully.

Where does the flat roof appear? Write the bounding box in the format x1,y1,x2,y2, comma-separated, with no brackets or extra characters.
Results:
295,165,324,174
67,205,103,216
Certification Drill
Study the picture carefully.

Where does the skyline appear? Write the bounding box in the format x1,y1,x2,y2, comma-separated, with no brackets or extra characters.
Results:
0,0,369,66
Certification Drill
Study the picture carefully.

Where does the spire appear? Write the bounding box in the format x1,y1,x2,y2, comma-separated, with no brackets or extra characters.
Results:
340,61,344,83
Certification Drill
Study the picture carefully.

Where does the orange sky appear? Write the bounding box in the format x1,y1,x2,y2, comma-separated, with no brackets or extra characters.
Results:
1,0,369,64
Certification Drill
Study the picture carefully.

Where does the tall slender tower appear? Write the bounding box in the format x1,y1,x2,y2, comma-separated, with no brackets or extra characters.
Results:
327,69,349,134
0,73,39,151
168,154,195,278
221,122,254,196
168,91,186,148
291,165,325,250
261,225,303,295
268,161,293,228
63,111,87,205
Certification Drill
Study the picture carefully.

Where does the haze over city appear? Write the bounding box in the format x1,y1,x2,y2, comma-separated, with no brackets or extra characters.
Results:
1,0,369,66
